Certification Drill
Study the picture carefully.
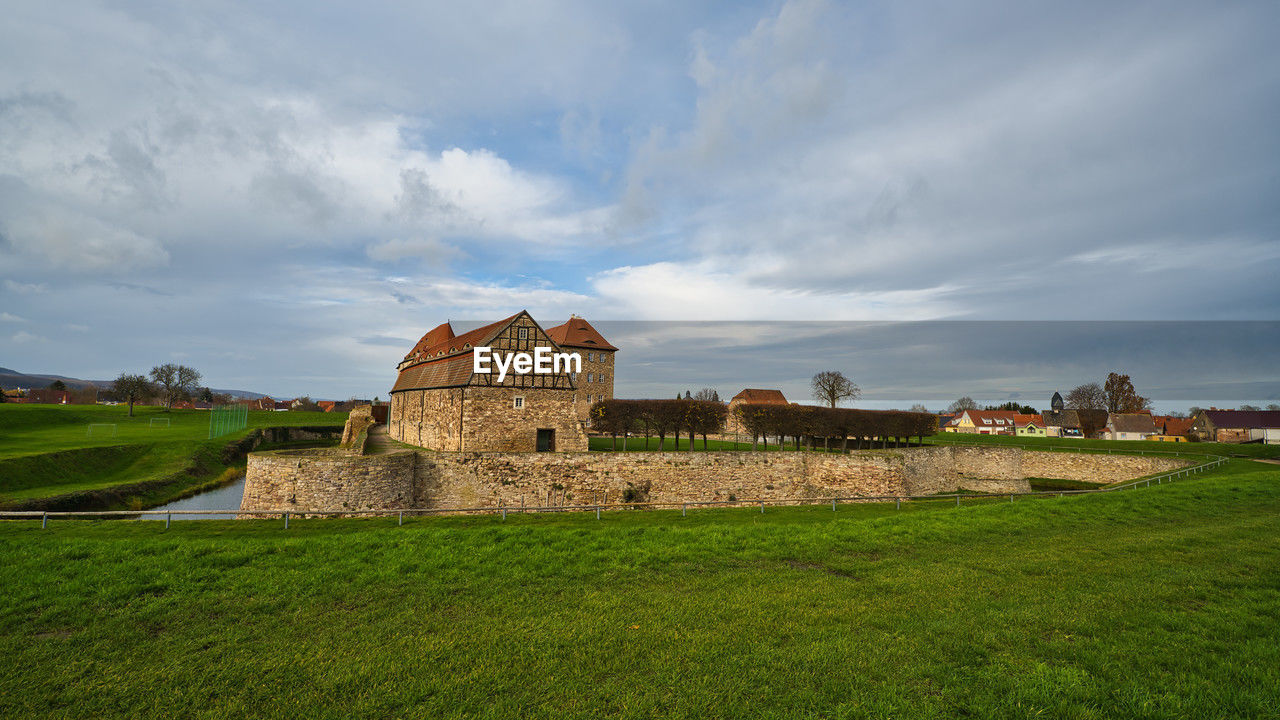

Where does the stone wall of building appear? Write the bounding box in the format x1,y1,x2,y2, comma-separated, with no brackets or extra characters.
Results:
389,388,465,451
461,386,588,452
240,445,1194,515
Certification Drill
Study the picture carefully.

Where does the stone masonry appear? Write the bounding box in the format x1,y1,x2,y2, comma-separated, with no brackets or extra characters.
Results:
240,445,1193,515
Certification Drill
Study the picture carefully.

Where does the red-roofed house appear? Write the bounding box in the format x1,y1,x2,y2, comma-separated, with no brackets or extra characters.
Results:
726,389,789,435
1014,413,1046,438
1151,415,1193,442
949,410,1018,435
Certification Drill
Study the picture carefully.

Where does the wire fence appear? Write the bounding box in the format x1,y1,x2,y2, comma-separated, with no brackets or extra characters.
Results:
2,451,1229,530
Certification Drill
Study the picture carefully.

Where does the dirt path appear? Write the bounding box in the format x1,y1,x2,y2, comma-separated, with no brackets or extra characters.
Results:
365,425,393,455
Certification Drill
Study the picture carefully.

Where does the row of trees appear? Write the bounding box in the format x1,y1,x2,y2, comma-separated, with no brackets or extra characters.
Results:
589,398,936,451
735,404,936,450
590,399,727,450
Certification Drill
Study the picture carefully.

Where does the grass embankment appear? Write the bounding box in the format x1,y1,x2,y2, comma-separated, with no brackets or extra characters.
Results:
929,430,1280,459
0,404,345,508
1,460,1277,718
591,432,1280,460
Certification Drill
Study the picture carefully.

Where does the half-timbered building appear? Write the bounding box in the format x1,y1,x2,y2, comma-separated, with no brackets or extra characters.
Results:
388,311,591,451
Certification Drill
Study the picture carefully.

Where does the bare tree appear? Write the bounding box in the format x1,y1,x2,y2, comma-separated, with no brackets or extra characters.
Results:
1238,404,1261,411
947,396,978,413
909,403,929,413
1065,383,1106,410
1268,404,1280,412
149,363,202,411
811,371,860,408
112,373,153,417
692,388,721,402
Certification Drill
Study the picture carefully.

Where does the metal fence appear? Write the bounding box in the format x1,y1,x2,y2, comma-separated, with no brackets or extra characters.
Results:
1,450,1229,529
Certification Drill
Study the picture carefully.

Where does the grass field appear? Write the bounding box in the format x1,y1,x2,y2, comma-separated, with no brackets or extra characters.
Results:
590,431,1280,459
0,404,346,508
1,459,1276,718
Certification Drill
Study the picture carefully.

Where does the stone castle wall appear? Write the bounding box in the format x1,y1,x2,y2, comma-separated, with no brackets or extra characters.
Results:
242,450,415,516
240,446,1193,515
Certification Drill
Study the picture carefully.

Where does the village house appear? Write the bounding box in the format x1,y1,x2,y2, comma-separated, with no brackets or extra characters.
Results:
1014,413,1046,437
1105,412,1158,441
1190,409,1280,444
947,409,1018,435
725,389,789,435
1150,415,1193,442
388,311,611,452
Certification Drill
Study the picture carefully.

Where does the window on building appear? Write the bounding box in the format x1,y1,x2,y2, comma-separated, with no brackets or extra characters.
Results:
518,327,529,340
513,396,524,409
588,352,595,362
599,374,606,384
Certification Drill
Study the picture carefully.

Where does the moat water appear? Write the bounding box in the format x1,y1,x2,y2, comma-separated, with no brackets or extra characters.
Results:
144,476,246,520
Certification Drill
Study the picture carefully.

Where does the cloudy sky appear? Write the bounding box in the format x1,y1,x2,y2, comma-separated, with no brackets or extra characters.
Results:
2,1,1278,404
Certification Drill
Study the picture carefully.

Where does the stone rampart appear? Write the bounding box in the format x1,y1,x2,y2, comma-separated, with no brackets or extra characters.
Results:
240,446,1194,515
242,449,415,516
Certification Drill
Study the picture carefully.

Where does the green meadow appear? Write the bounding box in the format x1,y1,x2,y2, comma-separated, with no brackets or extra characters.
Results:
1,459,1277,719
0,404,345,508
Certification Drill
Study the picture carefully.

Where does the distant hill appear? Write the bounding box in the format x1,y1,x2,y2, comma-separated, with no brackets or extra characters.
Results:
0,368,266,400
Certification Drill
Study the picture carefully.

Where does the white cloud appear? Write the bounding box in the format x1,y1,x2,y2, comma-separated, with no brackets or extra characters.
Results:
11,330,44,343
0,312,25,322
3,280,47,294
591,260,960,320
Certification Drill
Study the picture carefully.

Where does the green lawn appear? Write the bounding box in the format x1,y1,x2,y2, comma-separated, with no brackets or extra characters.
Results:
1,460,1276,718
590,431,1280,460
929,430,1280,459
0,404,346,508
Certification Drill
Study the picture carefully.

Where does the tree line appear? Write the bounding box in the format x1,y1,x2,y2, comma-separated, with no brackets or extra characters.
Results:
589,398,936,451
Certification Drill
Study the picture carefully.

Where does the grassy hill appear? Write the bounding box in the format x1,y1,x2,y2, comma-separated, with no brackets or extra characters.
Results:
0,459,1276,718
0,404,346,509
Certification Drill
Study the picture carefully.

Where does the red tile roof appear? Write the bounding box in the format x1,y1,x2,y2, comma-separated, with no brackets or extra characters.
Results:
730,389,789,405
402,313,521,364
544,316,617,351
1014,413,1044,428
962,410,1018,427
1152,415,1194,436
391,353,477,393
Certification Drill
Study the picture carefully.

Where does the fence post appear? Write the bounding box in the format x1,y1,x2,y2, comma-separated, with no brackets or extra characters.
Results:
502,508,507,520
284,512,289,529
166,512,171,530
682,503,686,517
398,511,403,526
896,498,901,510
955,495,960,508
596,506,601,520
42,513,47,529
832,499,837,511
760,501,765,514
